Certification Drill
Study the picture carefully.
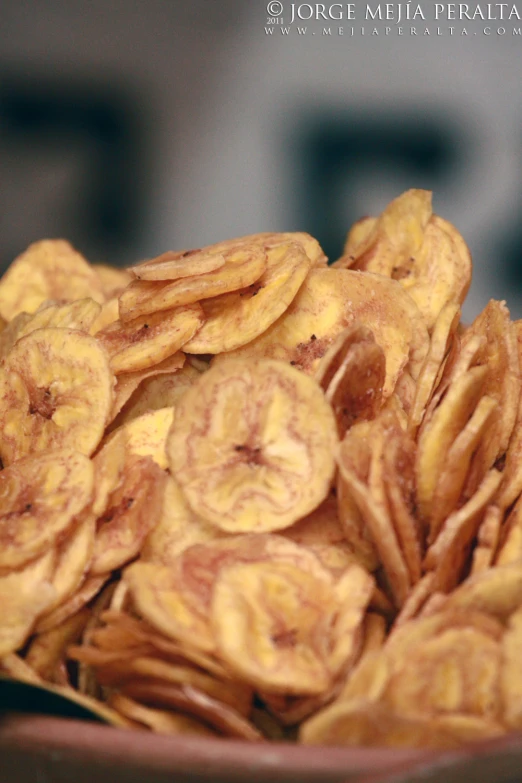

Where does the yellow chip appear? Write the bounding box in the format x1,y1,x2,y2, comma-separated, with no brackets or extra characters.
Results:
111,362,197,430
35,574,109,634
119,245,266,321
461,300,520,495
113,406,174,469
0,327,114,465
429,394,498,541
141,475,226,566
424,469,503,591
500,606,522,729
300,698,460,749
25,609,90,684
109,693,218,736
181,243,312,354
45,515,96,613
90,454,167,575
0,239,104,321
96,303,203,374
0,549,56,657
108,352,185,423
16,298,102,339
92,264,132,298
167,359,337,533
381,626,501,719
415,365,488,529
211,561,351,695
470,504,503,574
213,268,428,397
0,449,94,569
408,302,461,433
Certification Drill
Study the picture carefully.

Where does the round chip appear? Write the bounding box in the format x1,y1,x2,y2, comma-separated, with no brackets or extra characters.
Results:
211,561,340,695
0,449,94,570
181,243,312,354
96,303,203,374
0,549,57,657
119,245,266,322
0,239,104,321
167,358,338,533
0,327,114,465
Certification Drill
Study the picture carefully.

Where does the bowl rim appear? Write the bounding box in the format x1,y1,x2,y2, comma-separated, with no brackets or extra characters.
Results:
0,711,426,782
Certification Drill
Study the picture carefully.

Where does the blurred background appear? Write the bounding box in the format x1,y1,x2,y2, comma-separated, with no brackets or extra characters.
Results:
0,0,521,319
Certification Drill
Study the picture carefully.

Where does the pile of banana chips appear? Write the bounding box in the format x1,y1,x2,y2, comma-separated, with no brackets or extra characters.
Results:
2,188,522,749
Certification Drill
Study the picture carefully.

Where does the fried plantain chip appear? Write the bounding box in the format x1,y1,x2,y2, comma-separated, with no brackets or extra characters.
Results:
168,359,337,533
0,240,104,321
120,245,266,322
0,449,93,569
96,303,203,375
0,327,114,465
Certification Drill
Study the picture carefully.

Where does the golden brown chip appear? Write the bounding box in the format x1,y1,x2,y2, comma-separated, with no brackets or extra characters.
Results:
334,190,471,330
500,606,522,729
211,561,370,695
112,407,174,470
35,574,109,634
113,364,199,428
381,626,501,719
181,243,312,354
0,327,114,465
16,298,102,339
337,424,411,606
415,365,488,528
125,534,334,655
120,246,266,321
108,693,218,736
339,217,378,264
121,680,263,741
461,300,520,494
96,303,203,375
141,476,226,566
0,549,56,657
89,297,120,335
282,490,358,577
0,239,104,321
300,698,461,749
168,359,337,533
0,449,94,569
45,515,96,612
25,608,91,684
443,560,522,621
496,320,522,509
213,268,428,398
108,352,185,423
429,395,498,541
470,504,503,575
92,264,133,298
408,302,461,433
90,454,167,576
424,469,503,591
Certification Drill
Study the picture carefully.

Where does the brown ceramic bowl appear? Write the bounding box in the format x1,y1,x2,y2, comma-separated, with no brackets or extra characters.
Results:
0,712,425,783
3,712,522,783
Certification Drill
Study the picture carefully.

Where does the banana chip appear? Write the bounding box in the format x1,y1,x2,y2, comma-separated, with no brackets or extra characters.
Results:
0,239,104,321
0,327,114,465
0,449,93,569
120,245,266,321
182,243,312,354
168,359,337,533
97,303,203,374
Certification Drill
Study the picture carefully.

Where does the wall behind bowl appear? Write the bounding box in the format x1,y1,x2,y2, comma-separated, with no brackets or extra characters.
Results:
0,0,520,321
